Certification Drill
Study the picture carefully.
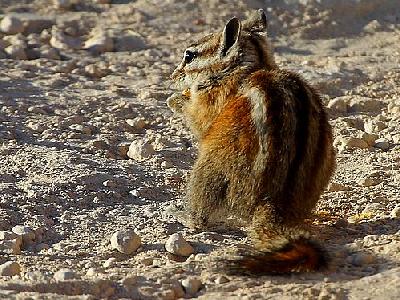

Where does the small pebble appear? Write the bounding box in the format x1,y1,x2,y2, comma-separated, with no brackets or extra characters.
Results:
86,267,99,277
345,137,369,149
350,253,375,266
127,139,155,161
91,140,109,150
103,257,117,268
358,177,381,187
374,138,390,151
215,275,229,284
165,233,194,257
362,203,384,215
110,229,141,254
122,275,138,288
126,117,147,129
0,15,24,35
84,30,113,54
141,257,154,266
181,277,202,296
54,268,78,281
4,45,27,60
390,205,400,218
327,97,347,114
0,231,20,241
12,225,35,246
348,97,381,113
114,33,147,52
0,261,21,276
35,243,49,252
53,0,73,10
328,182,350,192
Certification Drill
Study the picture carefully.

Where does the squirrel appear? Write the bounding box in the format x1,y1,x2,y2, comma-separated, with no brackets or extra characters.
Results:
167,9,336,275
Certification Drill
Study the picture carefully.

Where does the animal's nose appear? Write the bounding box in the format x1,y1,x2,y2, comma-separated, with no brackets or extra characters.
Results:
170,66,183,80
170,69,178,80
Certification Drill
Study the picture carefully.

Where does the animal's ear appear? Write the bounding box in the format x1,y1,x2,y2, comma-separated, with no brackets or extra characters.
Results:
243,9,267,32
221,17,241,56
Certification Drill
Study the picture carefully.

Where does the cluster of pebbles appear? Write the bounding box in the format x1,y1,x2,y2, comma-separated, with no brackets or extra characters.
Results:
0,0,399,299
0,1,147,62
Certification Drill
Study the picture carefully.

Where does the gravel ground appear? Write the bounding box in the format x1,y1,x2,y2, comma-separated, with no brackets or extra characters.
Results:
0,0,399,299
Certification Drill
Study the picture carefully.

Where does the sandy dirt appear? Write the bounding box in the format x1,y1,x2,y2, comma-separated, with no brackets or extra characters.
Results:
0,0,399,299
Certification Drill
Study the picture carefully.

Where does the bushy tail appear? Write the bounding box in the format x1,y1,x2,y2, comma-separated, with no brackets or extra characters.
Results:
224,236,328,275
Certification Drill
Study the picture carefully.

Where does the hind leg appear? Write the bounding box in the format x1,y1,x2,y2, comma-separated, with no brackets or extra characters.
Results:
186,157,228,230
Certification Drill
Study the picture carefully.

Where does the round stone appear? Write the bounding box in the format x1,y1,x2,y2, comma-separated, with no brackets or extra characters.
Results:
110,229,141,254
0,261,21,276
165,233,194,257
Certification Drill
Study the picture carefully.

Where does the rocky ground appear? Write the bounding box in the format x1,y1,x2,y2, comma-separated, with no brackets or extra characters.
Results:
0,0,399,299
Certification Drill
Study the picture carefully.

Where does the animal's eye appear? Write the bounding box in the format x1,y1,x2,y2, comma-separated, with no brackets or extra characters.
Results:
184,49,197,64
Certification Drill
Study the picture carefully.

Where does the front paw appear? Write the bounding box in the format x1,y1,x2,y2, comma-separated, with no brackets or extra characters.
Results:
166,92,189,114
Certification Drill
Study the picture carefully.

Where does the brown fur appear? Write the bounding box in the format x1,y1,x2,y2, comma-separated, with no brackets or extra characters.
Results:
168,9,335,275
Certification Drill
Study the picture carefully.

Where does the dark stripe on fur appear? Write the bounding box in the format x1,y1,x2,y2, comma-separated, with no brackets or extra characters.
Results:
249,35,265,68
279,73,311,218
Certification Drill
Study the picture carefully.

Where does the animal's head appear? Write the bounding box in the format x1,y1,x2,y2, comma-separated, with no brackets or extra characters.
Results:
171,9,276,92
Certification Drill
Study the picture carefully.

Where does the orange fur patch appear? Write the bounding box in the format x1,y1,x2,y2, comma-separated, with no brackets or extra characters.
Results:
202,96,258,160
224,238,327,275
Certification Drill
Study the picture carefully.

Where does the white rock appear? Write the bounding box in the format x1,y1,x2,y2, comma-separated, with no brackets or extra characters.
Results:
390,205,400,218
0,261,21,276
84,64,109,78
54,268,78,281
362,203,384,214
165,233,194,257
215,275,229,284
328,182,350,192
364,20,382,33
4,45,27,60
0,231,19,241
27,105,47,114
27,121,45,132
103,257,117,268
25,271,47,281
50,27,81,50
327,97,348,114
358,177,381,187
12,225,35,246
348,97,381,113
388,101,400,115
114,32,146,52
110,229,141,254
84,30,113,54
85,267,97,277
363,119,374,134
127,139,154,161
53,0,73,9
0,239,21,254
0,16,24,35
126,117,147,129
181,277,202,295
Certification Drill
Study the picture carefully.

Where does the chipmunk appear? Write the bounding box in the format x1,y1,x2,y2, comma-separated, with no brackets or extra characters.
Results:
167,9,336,275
